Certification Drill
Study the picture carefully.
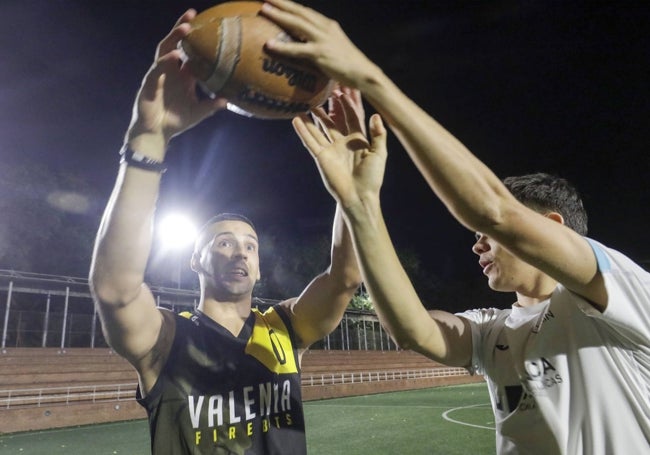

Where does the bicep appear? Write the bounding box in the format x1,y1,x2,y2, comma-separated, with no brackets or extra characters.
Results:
280,272,357,348
95,284,166,366
414,310,472,368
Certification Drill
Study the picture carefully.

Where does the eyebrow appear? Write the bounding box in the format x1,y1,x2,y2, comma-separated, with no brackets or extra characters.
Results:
213,231,259,243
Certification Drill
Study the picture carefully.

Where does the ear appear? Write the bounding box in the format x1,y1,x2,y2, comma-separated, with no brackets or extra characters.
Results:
545,211,565,225
190,251,201,273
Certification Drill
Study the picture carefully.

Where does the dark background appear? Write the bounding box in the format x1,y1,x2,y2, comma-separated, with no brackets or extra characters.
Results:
2,0,649,310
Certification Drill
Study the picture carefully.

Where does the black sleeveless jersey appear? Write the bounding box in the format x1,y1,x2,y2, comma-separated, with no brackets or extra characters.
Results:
137,306,306,454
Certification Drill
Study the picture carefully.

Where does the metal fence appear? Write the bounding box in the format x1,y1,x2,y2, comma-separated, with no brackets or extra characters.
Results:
302,367,470,387
0,269,397,352
0,383,137,409
0,367,474,410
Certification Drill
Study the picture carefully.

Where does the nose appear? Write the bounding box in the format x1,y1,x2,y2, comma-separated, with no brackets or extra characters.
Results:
231,241,248,259
472,233,490,255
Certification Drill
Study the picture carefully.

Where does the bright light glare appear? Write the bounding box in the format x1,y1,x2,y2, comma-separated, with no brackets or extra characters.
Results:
158,214,198,250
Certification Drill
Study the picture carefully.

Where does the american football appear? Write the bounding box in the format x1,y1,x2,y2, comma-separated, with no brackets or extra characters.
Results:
181,1,334,119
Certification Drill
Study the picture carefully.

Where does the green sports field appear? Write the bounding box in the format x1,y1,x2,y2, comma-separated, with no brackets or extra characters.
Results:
1,383,496,454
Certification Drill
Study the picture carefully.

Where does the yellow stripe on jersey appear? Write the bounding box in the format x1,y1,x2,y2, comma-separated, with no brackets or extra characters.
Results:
245,307,299,374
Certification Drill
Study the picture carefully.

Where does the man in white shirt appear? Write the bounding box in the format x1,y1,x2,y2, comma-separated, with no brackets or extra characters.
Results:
260,1,650,453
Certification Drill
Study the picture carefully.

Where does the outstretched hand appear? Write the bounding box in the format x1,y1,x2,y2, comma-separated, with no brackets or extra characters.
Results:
261,0,377,89
126,9,227,149
293,90,387,209
327,87,366,137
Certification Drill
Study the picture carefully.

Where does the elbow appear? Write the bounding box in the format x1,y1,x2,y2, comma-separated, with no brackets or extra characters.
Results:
458,205,502,235
88,270,119,307
392,336,417,352
328,264,363,294
386,324,447,362
385,326,422,352
88,264,107,303
346,274,363,294
344,261,363,290
88,263,142,307
459,193,519,235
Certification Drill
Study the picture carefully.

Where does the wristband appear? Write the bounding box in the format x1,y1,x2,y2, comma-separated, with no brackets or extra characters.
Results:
119,146,167,173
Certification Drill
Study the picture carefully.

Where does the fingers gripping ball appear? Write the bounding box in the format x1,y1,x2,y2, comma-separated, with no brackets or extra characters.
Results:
181,1,334,119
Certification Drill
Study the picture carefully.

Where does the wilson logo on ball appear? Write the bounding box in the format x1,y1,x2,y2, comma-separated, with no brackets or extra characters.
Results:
181,1,334,119
261,58,318,92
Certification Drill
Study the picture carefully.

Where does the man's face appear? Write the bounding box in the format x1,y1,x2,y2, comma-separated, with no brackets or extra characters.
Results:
194,220,260,299
472,232,540,294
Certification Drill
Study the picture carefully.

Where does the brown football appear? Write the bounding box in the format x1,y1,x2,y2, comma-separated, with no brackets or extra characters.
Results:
181,1,334,119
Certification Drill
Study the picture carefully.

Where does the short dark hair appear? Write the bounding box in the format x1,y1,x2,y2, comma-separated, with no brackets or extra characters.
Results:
200,213,256,233
194,213,257,252
503,173,588,236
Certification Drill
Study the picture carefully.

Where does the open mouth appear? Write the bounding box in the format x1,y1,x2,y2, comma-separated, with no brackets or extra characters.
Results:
479,259,493,275
228,267,248,277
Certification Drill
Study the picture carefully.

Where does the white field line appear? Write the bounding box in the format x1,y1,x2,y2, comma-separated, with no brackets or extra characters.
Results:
306,401,495,431
442,403,494,430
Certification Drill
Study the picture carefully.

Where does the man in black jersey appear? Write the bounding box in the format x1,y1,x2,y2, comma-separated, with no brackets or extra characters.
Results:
89,10,361,454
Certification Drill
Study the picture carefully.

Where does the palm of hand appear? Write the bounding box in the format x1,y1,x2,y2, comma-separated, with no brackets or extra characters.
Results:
294,89,387,206
316,132,385,207
136,59,221,142
129,12,226,144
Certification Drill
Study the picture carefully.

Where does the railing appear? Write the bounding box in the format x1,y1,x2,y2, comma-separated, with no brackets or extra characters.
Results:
1,367,469,410
0,383,138,409
301,367,469,387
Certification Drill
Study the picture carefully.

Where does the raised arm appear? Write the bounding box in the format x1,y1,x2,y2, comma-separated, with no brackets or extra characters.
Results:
262,0,604,309
89,10,224,389
279,204,361,349
292,92,472,366
278,89,363,349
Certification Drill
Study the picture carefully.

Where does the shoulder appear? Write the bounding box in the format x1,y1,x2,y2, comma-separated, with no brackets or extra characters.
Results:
586,238,648,276
255,304,294,330
585,238,650,309
253,304,301,351
274,299,297,325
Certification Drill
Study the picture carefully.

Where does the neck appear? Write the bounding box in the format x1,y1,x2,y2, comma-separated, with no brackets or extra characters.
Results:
514,293,550,308
197,294,253,335
514,274,557,308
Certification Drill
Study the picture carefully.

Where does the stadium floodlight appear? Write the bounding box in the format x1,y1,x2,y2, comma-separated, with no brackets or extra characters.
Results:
157,213,198,251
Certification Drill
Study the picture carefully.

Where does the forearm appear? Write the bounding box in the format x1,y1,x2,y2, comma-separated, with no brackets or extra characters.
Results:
90,140,165,305
305,205,361,332
328,204,362,290
285,205,361,347
343,197,449,360
357,69,514,233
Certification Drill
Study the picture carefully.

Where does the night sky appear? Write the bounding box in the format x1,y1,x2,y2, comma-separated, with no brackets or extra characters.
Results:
2,1,649,307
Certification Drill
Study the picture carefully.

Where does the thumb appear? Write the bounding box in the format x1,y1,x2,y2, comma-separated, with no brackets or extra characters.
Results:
369,114,387,157
201,96,228,117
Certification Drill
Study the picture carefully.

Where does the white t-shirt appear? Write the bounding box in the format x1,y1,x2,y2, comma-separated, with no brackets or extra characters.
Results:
459,239,650,454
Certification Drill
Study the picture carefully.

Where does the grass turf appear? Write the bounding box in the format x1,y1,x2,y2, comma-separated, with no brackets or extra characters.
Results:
305,384,495,454
1,383,495,454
